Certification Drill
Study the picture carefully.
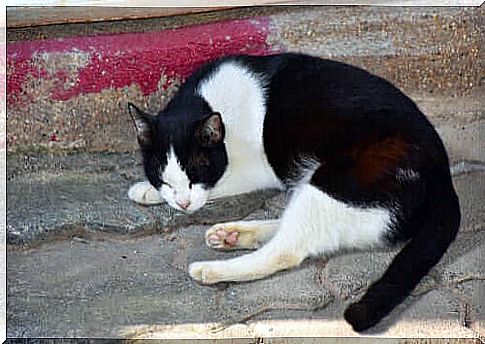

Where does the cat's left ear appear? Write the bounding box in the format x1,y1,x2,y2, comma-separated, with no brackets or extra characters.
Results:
128,102,155,146
195,113,225,147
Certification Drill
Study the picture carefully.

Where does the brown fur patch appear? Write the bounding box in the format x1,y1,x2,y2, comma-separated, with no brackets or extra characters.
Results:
352,136,410,185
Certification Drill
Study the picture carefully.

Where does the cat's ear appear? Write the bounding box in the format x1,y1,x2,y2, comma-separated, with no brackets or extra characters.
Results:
128,102,155,146
195,113,225,147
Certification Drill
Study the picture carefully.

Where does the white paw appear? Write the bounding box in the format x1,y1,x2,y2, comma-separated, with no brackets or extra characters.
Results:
205,223,259,250
205,224,240,250
189,261,225,284
128,181,162,205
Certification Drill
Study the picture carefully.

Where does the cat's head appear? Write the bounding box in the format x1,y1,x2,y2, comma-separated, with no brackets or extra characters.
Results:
128,102,228,213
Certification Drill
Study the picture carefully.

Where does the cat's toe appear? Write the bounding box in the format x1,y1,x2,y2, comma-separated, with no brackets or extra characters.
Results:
188,261,223,284
205,225,240,250
128,181,162,205
344,302,379,332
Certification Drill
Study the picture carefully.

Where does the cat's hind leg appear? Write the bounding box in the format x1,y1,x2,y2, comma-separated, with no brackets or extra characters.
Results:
205,220,280,250
189,183,390,284
128,181,163,205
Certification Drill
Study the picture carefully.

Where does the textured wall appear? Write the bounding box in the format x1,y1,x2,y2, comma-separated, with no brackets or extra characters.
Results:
6,6,483,153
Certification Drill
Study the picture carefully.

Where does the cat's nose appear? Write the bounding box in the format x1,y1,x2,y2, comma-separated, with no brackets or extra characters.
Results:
176,200,191,210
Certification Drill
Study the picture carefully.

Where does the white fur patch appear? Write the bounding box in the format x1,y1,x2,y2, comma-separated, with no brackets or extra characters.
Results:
159,146,209,213
128,181,162,205
274,184,392,256
197,61,283,199
161,147,191,199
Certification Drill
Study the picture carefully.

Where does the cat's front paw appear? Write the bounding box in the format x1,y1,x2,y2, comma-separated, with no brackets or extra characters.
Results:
189,261,226,284
128,181,162,205
205,224,241,250
205,223,259,250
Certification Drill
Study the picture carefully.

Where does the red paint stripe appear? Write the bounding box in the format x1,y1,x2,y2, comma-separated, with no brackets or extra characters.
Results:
7,17,274,105
0,43,5,151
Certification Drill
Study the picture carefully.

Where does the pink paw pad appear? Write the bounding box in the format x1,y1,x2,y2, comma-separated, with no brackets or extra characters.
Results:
208,229,239,248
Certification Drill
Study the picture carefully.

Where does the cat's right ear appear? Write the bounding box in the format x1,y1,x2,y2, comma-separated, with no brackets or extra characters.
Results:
128,102,155,146
195,112,225,147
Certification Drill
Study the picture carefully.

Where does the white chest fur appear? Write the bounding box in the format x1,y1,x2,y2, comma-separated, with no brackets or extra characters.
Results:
197,61,283,199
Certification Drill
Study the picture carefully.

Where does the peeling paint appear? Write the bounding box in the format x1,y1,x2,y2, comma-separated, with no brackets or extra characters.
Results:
6,17,275,152
7,17,272,106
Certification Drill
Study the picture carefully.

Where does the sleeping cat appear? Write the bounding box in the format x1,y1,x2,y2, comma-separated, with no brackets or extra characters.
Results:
127,53,460,332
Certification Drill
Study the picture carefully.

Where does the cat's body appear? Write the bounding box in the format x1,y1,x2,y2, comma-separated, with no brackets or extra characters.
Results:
128,53,460,332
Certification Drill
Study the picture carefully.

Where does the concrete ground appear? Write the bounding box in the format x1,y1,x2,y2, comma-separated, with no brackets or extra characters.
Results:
6,5,484,341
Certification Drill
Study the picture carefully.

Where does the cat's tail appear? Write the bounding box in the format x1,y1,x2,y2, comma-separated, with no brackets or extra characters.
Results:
344,172,461,332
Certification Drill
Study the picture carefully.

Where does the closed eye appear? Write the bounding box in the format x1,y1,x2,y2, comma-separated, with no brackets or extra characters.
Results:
161,181,172,188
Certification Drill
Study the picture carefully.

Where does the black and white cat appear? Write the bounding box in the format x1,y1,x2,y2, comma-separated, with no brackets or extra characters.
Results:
127,53,460,332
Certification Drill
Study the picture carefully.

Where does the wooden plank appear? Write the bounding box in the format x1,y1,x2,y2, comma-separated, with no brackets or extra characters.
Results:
7,0,482,10
6,7,233,28
7,0,481,28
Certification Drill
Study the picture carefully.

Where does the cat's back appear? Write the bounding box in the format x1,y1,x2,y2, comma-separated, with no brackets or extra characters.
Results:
198,53,430,131
249,54,450,190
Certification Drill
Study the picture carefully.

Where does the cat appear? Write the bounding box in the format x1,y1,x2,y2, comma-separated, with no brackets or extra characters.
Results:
127,53,460,332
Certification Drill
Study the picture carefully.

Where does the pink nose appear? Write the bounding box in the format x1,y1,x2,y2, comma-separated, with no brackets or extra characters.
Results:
176,200,191,210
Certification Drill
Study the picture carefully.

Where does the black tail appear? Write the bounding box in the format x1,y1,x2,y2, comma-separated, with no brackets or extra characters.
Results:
344,174,461,332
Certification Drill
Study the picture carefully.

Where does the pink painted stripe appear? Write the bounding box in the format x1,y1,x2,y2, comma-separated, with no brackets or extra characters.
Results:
0,43,4,151
7,17,274,105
